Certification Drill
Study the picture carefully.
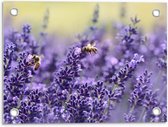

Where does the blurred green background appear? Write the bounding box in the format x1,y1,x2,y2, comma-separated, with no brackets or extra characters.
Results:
3,2,167,37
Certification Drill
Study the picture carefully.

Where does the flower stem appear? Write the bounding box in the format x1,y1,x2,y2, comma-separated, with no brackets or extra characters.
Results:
138,108,146,122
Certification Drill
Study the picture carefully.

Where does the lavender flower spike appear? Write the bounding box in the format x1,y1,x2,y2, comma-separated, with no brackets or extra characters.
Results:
109,54,144,105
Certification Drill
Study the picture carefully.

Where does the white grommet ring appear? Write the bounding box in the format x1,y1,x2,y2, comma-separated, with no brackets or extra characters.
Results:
152,9,160,17
10,8,18,16
10,108,19,117
152,107,161,116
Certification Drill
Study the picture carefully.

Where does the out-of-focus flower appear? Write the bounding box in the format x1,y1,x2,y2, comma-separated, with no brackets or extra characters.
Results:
3,4,167,123
124,113,136,122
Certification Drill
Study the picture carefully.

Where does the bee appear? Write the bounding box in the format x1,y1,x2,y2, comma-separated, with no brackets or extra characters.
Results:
27,54,41,71
82,41,98,54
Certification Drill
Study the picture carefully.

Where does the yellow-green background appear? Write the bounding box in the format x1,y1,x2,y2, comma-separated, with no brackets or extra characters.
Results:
3,2,167,37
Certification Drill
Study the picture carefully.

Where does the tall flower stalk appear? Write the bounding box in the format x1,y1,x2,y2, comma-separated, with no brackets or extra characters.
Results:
3,4,167,123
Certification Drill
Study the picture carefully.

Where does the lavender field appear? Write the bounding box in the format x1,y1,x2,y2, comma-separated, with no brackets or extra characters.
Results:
3,3,167,123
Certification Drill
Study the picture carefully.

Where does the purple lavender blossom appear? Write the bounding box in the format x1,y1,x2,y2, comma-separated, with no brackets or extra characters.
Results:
108,54,144,105
115,16,145,61
125,70,167,122
92,4,99,24
3,4,167,124
124,113,136,122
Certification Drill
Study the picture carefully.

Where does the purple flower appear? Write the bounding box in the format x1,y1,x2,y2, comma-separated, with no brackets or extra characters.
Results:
124,113,136,122
107,54,144,113
3,5,167,123
92,4,99,24
3,40,16,76
124,70,166,122
129,70,152,107
116,16,145,61
53,47,82,90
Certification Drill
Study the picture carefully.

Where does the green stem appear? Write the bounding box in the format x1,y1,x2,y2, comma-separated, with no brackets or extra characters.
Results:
129,101,137,114
112,84,118,93
138,108,146,122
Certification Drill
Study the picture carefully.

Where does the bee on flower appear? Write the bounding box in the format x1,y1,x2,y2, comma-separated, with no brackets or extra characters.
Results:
82,40,98,54
26,54,42,70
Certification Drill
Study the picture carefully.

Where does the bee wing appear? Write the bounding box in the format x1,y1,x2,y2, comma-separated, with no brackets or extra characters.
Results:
90,40,98,46
92,43,96,47
40,55,44,60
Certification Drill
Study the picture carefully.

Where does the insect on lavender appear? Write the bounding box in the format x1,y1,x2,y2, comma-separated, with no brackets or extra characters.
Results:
3,3,167,123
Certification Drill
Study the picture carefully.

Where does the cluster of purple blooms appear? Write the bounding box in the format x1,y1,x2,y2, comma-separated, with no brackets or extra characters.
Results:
3,5,167,123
